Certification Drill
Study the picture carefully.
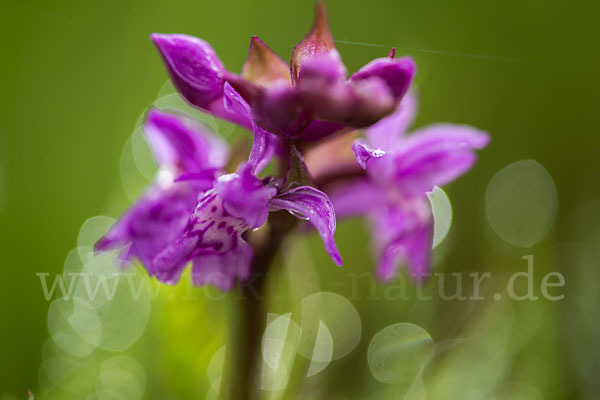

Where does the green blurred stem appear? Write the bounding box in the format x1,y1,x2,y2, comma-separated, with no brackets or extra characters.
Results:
229,211,297,400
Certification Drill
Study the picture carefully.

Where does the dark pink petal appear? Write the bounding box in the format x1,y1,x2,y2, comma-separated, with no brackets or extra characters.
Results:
372,124,489,196
151,34,225,109
145,109,228,172
191,240,253,290
269,186,342,266
223,83,277,173
351,56,416,101
242,36,291,86
291,3,336,85
215,164,276,228
365,91,418,149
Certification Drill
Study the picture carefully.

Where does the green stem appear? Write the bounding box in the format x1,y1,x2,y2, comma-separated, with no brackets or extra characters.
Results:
228,212,297,400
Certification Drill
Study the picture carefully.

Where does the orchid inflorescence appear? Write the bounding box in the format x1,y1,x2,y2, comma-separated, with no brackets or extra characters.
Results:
96,3,488,291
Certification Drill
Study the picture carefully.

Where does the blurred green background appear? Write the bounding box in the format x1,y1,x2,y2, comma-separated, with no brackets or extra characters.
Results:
1,0,599,398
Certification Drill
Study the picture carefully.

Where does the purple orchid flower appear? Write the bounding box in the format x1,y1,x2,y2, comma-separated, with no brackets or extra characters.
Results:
150,3,415,141
95,109,227,274
324,92,489,281
96,3,490,292
97,110,341,291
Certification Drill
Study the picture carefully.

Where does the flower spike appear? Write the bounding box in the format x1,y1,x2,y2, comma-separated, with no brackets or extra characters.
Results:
95,5,491,294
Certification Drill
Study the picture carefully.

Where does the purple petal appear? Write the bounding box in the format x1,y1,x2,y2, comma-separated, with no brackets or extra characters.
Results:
269,186,342,266
370,124,489,196
296,50,397,127
223,83,277,173
372,198,433,281
96,183,200,276
350,56,416,101
151,34,225,109
291,3,336,85
365,91,418,149
299,74,395,127
222,81,253,125
151,229,197,284
145,109,227,172
214,163,276,228
297,50,347,84
191,239,253,291
248,129,278,174
403,221,433,281
378,220,433,282
352,139,387,169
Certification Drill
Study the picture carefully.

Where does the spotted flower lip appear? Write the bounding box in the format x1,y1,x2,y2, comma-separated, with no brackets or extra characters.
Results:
150,168,265,289
97,109,341,291
150,3,415,141
327,92,489,281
